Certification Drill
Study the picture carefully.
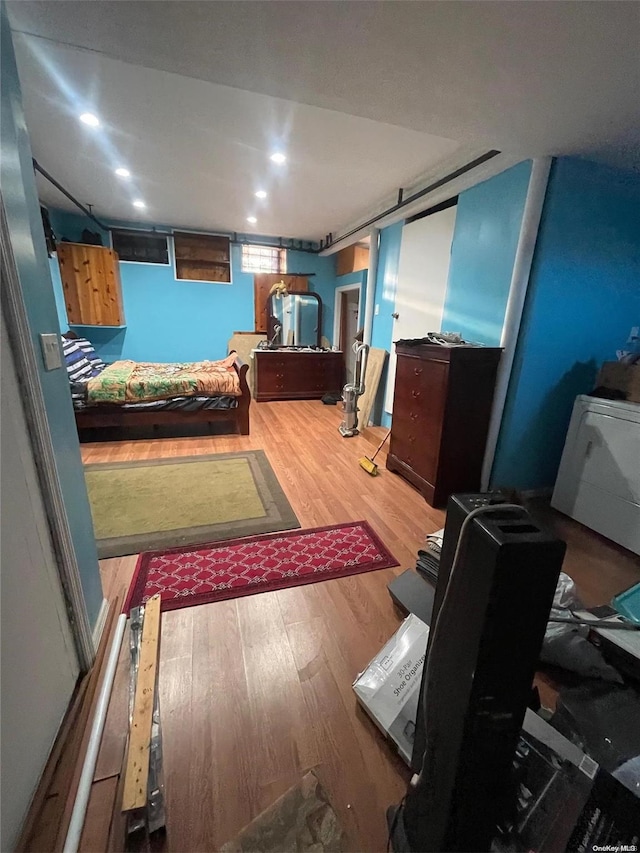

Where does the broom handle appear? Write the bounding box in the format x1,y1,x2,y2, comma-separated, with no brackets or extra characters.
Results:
370,429,392,462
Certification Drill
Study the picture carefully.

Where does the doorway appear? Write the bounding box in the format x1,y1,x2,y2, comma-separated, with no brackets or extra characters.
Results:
333,284,361,383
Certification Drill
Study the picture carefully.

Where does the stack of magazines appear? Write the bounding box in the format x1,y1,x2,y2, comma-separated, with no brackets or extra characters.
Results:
415,528,444,586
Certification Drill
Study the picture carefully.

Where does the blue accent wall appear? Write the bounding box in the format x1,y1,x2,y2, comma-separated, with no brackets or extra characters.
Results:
333,268,368,339
492,157,640,490
371,221,404,427
49,210,336,360
1,16,103,625
441,161,532,345
301,252,339,343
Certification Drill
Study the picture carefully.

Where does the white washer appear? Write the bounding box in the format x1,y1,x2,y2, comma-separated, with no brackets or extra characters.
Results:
552,394,640,555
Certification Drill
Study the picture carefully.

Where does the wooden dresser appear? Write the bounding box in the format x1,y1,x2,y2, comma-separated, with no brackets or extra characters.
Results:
254,350,344,402
386,342,502,506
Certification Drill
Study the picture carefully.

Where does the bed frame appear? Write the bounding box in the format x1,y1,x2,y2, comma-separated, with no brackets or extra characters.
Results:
63,333,251,436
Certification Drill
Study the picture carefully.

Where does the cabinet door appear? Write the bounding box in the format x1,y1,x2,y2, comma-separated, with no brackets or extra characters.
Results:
58,243,124,326
254,275,308,333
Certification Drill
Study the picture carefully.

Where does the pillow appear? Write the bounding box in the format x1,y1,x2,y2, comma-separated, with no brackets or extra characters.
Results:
62,336,105,381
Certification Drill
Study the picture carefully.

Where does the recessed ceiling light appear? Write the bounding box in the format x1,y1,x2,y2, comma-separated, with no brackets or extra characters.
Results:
255,190,267,199
133,199,146,209
115,167,130,178
79,112,100,127
247,216,257,224
269,152,286,165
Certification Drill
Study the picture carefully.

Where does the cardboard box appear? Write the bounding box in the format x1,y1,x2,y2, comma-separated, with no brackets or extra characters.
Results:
596,361,640,403
352,613,429,764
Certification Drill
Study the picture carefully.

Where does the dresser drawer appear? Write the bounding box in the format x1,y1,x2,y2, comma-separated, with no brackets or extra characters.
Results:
389,433,431,479
257,360,284,381
395,354,448,400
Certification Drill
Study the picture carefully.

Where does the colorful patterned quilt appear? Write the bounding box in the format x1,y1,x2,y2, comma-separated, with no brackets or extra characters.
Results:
86,355,241,404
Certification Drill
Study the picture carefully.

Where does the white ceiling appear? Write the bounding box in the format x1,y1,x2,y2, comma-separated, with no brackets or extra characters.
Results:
13,34,460,240
9,1,640,240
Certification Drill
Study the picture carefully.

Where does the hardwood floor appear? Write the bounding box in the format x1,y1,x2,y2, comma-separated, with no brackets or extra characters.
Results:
78,400,639,852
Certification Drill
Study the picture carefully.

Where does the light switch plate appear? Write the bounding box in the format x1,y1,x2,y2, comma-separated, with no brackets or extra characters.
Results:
40,333,62,371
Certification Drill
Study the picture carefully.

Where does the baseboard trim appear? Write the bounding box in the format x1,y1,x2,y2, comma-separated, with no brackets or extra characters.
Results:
92,598,109,652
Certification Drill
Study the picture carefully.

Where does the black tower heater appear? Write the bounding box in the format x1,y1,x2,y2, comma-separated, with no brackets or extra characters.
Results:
391,494,566,852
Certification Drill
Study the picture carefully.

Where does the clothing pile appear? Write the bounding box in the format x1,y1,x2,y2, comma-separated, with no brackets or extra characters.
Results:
415,528,445,586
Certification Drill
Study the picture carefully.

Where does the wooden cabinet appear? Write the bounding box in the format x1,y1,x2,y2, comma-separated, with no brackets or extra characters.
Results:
57,243,125,326
254,350,344,401
336,244,369,276
386,343,501,506
253,274,308,333
173,232,231,282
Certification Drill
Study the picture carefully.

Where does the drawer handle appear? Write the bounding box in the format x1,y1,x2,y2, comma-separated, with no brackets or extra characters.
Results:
585,440,593,458
410,412,418,421
411,389,421,399
413,367,423,376
408,434,416,444
276,373,284,379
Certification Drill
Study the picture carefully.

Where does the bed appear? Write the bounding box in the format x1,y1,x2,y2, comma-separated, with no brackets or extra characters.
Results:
62,332,251,436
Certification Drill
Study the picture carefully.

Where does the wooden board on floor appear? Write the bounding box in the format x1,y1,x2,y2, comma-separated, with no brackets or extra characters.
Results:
53,599,121,851
122,594,161,812
94,622,130,782
358,348,387,429
79,776,119,853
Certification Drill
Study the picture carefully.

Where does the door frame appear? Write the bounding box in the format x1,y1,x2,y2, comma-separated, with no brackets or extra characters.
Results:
0,196,96,672
332,283,361,348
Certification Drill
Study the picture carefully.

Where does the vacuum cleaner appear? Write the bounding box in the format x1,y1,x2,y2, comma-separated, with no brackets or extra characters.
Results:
339,341,369,437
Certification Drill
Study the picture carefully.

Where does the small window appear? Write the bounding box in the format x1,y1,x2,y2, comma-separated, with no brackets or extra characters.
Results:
173,232,231,282
241,244,287,274
112,230,169,264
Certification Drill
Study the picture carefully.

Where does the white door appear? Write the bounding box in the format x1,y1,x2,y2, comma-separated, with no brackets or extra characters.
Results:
384,205,457,413
0,307,79,850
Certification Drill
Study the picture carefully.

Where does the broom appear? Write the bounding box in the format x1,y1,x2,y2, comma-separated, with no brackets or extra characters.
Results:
358,429,391,476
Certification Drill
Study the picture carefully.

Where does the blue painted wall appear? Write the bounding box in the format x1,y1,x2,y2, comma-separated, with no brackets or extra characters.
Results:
370,221,404,427
1,18,103,624
365,165,531,426
301,252,339,343
49,209,336,360
492,157,640,490
442,161,532,345
333,268,368,338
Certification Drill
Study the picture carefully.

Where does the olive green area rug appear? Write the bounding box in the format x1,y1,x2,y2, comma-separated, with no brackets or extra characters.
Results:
85,450,300,559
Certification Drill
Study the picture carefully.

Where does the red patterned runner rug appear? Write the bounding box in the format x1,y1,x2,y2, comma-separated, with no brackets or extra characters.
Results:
123,521,398,613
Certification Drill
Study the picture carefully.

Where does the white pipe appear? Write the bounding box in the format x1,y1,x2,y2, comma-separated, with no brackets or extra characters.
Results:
363,227,379,347
64,613,127,853
480,156,552,490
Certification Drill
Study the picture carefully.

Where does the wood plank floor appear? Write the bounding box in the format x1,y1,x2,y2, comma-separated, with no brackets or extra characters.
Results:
80,400,640,852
